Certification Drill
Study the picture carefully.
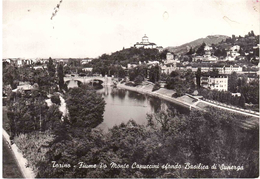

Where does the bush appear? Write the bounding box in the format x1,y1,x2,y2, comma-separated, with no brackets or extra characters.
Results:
134,75,144,85
14,131,54,175
51,95,61,106
172,93,179,98
3,107,11,134
152,83,161,92
125,82,136,87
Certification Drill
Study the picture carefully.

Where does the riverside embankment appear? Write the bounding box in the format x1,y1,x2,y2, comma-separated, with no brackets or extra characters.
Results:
117,82,201,110
117,82,259,116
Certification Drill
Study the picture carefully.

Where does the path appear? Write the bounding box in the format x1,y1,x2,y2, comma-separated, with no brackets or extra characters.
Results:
45,93,68,120
2,129,35,178
197,99,259,118
3,137,24,178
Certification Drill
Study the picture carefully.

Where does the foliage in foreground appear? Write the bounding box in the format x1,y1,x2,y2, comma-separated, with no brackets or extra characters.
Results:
13,130,54,174
36,107,258,178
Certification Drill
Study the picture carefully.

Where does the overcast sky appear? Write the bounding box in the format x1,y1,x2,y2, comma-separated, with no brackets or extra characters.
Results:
2,0,260,59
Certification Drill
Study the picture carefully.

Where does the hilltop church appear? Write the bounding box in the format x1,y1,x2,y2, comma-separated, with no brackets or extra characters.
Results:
134,34,163,52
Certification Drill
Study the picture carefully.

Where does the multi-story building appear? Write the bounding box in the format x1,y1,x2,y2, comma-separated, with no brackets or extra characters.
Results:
191,64,242,74
160,52,180,74
200,75,228,91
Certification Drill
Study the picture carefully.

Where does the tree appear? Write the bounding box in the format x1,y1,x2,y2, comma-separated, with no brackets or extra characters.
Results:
34,106,259,178
186,47,194,55
57,64,65,91
149,65,160,83
169,70,180,78
249,30,255,37
51,94,61,105
239,94,245,108
165,72,180,89
129,66,147,81
47,57,56,83
214,48,222,57
221,49,227,57
45,104,62,130
6,89,49,135
3,64,19,89
134,75,144,85
196,68,201,87
66,86,105,128
160,49,170,59
184,69,195,92
196,42,206,56
33,69,53,92
228,72,238,92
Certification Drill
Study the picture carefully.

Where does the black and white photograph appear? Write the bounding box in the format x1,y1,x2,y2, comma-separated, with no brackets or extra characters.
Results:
2,0,259,178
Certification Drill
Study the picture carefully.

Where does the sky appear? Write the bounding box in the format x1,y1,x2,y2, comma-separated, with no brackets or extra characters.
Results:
2,0,260,59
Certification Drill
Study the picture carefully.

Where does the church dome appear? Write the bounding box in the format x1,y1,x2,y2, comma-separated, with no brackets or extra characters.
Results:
142,34,149,44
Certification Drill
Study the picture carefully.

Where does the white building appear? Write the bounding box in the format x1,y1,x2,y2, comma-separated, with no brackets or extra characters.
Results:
230,45,240,52
134,34,163,51
200,75,228,91
226,45,240,60
220,65,242,74
81,59,93,65
161,64,176,75
191,65,242,74
204,45,213,51
127,63,138,69
82,67,93,72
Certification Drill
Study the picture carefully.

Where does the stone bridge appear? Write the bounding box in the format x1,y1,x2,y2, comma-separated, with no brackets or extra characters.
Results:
64,76,114,86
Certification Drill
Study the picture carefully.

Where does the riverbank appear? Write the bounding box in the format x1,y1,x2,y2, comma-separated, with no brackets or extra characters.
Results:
117,82,201,110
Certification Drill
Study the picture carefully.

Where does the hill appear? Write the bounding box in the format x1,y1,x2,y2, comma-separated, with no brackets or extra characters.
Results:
166,35,229,55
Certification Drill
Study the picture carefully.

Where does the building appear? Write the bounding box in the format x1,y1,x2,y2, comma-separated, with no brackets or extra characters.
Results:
127,63,138,69
157,46,164,52
160,52,180,74
204,45,213,58
200,75,228,91
134,34,163,51
82,67,93,72
161,64,176,74
221,65,242,74
191,64,242,74
192,55,218,62
226,45,240,61
81,59,93,65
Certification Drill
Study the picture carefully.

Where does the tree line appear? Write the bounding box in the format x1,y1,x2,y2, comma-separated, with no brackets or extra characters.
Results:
34,107,259,178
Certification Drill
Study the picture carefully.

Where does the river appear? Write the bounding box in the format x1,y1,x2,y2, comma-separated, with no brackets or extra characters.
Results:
67,80,189,132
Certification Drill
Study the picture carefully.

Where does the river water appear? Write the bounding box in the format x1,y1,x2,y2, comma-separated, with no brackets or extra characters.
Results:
67,80,189,132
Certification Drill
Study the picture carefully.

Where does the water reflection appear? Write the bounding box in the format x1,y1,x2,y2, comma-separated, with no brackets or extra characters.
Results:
147,96,162,113
67,80,189,132
107,88,127,101
117,89,126,100
127,91,146,102
165,100,189,114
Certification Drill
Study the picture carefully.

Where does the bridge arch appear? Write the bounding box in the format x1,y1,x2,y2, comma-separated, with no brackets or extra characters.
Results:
63,76,113,86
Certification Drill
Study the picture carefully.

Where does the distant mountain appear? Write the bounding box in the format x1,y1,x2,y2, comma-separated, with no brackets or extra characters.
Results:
166,35,229,55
